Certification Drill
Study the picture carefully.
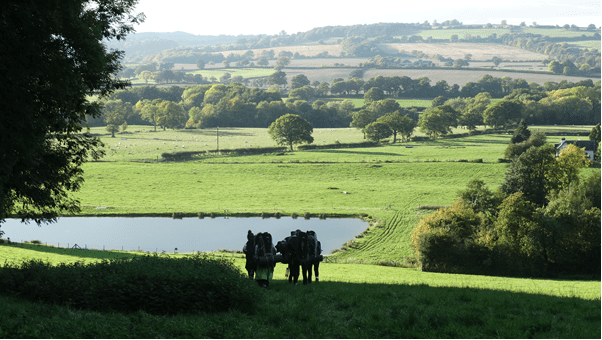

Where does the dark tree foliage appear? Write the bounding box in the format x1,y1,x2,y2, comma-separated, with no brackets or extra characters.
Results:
364,121,393,143
500,144,557,206
510,119,531,144
589,123,601,143
0,0,143,224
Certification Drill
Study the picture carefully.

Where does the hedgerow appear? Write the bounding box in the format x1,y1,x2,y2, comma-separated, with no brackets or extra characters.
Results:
0,253,262,315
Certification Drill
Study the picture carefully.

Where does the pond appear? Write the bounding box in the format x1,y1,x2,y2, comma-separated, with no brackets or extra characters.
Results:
0,217,368,255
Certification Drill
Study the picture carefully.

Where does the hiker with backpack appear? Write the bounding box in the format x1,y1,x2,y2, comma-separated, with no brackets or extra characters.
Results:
285,230,302,285
254,232,277,288
242,230,256,280
308,231,323,282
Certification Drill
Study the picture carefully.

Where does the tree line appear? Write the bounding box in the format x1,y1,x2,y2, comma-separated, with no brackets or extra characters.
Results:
89,83,358,134
92,74,600,143
348,76,600,142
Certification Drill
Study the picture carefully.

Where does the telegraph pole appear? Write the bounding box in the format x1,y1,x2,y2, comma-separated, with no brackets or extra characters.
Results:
216,126,219,152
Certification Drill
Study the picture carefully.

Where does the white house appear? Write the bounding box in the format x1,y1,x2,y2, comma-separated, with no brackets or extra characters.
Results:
555,138,597,160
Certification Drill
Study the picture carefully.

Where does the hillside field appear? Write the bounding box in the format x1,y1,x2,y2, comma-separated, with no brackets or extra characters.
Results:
1,125,599,338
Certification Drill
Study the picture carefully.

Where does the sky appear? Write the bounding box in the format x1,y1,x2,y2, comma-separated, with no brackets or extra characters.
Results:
132,0,601,36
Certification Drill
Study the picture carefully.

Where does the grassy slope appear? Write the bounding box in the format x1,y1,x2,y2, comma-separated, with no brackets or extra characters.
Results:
0,246,599,338
1,126,599,338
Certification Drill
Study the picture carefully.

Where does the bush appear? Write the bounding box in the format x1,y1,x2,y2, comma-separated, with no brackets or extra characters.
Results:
411,201,483,273
0,253,261,315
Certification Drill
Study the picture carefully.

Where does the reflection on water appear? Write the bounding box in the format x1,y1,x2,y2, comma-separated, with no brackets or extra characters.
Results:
1,217,368,254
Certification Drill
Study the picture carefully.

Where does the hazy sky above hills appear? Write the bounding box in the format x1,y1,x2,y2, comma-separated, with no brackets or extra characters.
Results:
133,0,601,36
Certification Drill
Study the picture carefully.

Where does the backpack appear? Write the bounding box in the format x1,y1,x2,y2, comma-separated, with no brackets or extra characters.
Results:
307,230,319,258
297,230,311,262
255,232,275,266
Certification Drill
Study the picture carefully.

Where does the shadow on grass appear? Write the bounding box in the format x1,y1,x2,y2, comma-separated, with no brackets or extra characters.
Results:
258,279,600,338
309,149,405,157
2,243,139,260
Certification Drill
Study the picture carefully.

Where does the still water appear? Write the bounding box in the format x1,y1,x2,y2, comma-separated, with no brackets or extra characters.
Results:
1,217,368,254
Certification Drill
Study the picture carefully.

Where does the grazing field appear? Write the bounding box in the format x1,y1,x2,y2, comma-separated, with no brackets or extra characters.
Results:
523,27,600,38
1,125,599,338
567,40,602,50
92,125,518,162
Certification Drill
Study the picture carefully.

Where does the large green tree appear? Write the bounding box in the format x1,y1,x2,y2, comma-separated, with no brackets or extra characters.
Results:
267,71,288,87
364,121,393,143
363,87,385,105
350,109,376,139
102,99,130,137
500,143,590,206
268,114,313,151
483,99,523,128
0,0,143,225
418,105,459,139
377,111,416,143
157,101,188,130
290,74,310,89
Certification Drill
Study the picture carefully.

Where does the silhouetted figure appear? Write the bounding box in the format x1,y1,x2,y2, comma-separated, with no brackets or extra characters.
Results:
242,230,256,279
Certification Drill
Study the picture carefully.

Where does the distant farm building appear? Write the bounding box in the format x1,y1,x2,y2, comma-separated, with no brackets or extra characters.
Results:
555,138,597,160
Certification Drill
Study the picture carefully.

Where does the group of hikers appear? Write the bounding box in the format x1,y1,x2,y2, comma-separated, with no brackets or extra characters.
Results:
242,229,323,288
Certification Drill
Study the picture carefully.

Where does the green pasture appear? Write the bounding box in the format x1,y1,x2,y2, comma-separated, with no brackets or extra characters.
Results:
566,40,602,50
77,161,507,222
0,242,135,265
92,124,589,162
523,27,600,38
